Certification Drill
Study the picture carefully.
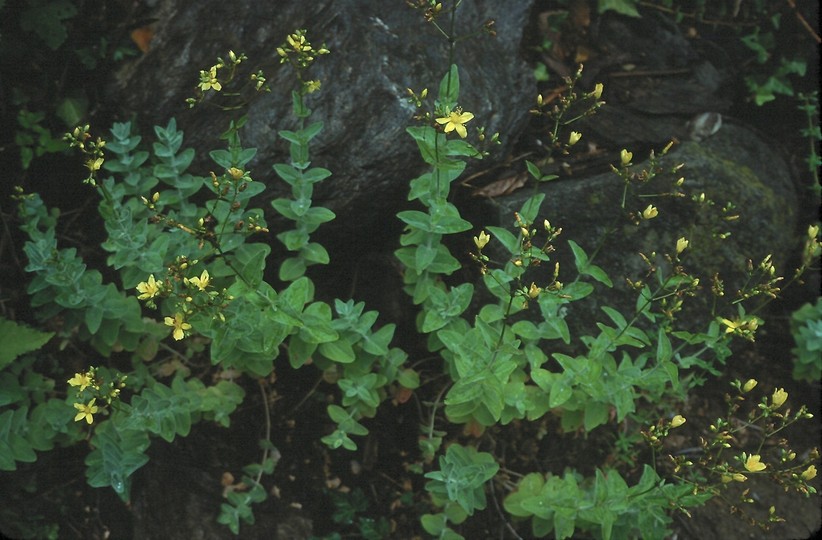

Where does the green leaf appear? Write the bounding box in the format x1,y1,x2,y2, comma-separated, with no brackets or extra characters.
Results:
549,380,572,408
85,304,104,334
397,368,420,389
512,320,541,340
503,472,545,517
362,324,394,356
56,96,88,127
656,327,672,363
397,210,432,231
286,334,316,368
0,317,54,369
583,401,609,431
302,167,332,184
319,339,356,364
518,194,545,224
85,420,151,502
231,243,271,286
272,163,301,185
486,226,519,254
438,64,460,110
0,408,37,470
597,0,641,17
421,513,447,535
569,240,613,287
279,257,306,281
301,242,329,264
20,0,78,50
424,444,498,516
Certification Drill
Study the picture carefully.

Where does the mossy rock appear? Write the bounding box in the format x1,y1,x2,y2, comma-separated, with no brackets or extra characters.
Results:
485,122,798,337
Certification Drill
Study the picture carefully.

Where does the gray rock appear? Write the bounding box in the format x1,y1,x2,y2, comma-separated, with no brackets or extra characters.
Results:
109,0,536,236
483,122,799,335
576,12,734,148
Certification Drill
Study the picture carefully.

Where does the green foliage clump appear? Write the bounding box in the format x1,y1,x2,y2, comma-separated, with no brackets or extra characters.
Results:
790,297,822,381
2,4,819,539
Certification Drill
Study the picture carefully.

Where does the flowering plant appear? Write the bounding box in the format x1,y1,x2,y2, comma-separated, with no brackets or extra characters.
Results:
2,5,819,539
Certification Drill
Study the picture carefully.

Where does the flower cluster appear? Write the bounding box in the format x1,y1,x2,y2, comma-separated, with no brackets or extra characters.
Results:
470,212,563,309
186,50,269,109
276,29,329,95
719,313,762,341
67,367,126,425
530,66,605,155
64,124,106,186
136,264,232,342
651,378,819,527
197,50,246,93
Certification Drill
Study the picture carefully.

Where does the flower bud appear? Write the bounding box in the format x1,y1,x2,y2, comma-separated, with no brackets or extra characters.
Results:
742,379,758,392
473,231,490,250
676,237,689,254
591,83,603,99
771,388,788,408
568,131,582,146
671,415,686,428
642,205,659,220
620,149,633,166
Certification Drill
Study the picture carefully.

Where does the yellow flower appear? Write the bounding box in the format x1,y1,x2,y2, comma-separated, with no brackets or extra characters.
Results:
136,274,162,300
186,269,211,292
568,131,582,146
287,32,311,52
436,108,474,138
199,66,222,92
303,79,322,94
164,313,192,341
73,398,99,424
642,205,659,220
676,237,689,254
591,83,604,99
720,318,740,333
742,379,758,392
620,149,633,166
671,415,686,428
528,282,541,299
801,465,817,481
771,388,788,408
732,473,748,482
68,372,92,392
809,224,819,239
744,454,767,472
473,230,490,250
86,157,104,172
